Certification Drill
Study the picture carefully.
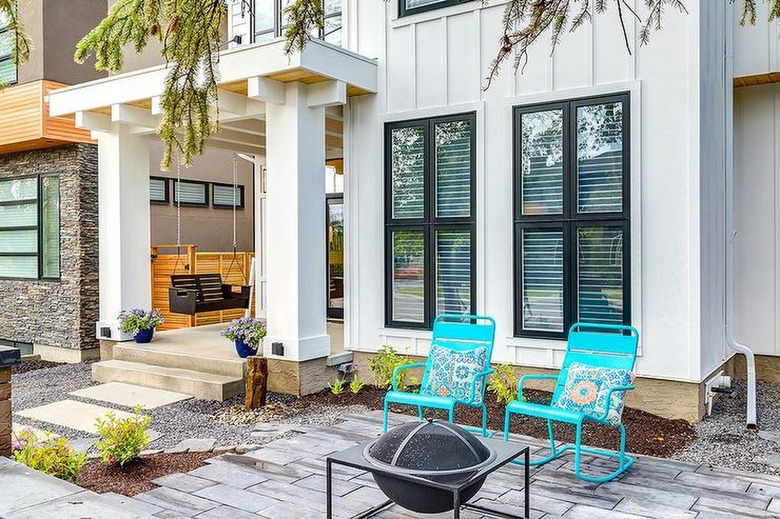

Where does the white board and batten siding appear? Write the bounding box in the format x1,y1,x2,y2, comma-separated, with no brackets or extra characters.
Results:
344,0,720,385
732,0,780,78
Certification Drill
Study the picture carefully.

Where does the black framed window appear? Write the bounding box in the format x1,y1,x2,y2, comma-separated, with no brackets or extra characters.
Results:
385,112,476,329
0,174,60,280
0,4,17,85
514,93,630,338
150,177,169,204
173,180,209,206
212,183,245,209
253,0,342,46
399,0,473,17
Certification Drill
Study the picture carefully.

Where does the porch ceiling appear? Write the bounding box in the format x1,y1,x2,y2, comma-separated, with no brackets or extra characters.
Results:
46,39,375,157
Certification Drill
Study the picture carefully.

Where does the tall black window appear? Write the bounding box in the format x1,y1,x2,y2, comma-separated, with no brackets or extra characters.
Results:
253,0,342,46
514,93,630,338
399,0,473,17
385,113,476,329
0,4,17,85
0,174,60,280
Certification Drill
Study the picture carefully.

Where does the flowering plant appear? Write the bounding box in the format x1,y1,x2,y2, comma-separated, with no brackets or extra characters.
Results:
118,309,164,335
222,317,266,349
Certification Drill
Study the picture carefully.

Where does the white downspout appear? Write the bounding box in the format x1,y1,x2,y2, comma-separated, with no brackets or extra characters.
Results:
724,0,758,430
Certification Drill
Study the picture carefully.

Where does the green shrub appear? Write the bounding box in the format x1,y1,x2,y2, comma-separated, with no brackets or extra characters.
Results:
369,345,416,391
94,407,151,467
12,429,86,481
329,378,346,395
487,364,520,405
349,374,363,394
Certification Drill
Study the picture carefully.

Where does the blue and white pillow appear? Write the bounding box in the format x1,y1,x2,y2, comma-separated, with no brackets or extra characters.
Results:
420,344,488,404
553,362,634,426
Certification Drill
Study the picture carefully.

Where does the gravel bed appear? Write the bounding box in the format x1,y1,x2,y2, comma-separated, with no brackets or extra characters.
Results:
11,362,370,452
673,379,780,474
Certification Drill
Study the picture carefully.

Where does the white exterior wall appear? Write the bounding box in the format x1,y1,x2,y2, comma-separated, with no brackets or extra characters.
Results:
733,0,780,78
341,0,710,383
733,83,780,355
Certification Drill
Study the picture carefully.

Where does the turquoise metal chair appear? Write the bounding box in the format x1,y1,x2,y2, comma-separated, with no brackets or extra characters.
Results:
503,323,639,482
382,314,496,436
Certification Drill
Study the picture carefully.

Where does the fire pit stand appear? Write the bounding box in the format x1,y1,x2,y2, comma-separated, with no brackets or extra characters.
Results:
326,436,529,519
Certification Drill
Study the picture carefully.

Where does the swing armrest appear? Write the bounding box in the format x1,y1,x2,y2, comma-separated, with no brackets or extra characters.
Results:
169,286,198,301
221,284,251,299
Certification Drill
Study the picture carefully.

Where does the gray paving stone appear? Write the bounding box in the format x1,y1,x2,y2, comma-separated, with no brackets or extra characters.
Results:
153,473,217,493
294,473,362,497
67,436,99,454
614,497,698,519
135,487,219,516
0,458,84,515
4,491,148,519
166,438,216,454
257,501,326,519
564,504,646,519
187,460,269,489
194,505,260,519
194,483,280,513
99,492,165,516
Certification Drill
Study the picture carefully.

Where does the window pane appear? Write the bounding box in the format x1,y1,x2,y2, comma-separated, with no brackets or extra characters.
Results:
254,0,274,33
520,110,564,215
391,230,425,323
578,226,624,325
0,58,14,84
435,120,471,218
406,0,447,9
0,256,36,278
436,229,471,316
323,15,342,45
324,0,341,15
0,229,37,253
174,181,207,205
391,126,425,219
0,177,37,201
521,228,564,332
0,203,36,227
150,178,167,202
577,102,624,213
213,185,242,207
41,176,59,278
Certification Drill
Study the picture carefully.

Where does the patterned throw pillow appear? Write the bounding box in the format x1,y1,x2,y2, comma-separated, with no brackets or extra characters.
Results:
553,362,635,426
420,344,488,404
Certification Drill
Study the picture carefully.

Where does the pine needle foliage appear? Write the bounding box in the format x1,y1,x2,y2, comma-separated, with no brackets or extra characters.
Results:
1,0,779,166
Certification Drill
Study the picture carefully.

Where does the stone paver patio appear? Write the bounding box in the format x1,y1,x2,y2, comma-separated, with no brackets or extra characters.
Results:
4,411,780,518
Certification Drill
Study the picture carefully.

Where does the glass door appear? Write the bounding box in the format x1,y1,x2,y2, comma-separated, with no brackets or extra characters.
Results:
327,195,344,319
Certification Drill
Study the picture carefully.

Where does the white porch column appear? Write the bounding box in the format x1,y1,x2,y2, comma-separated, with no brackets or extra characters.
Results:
264,82,330,362
96,128,152,329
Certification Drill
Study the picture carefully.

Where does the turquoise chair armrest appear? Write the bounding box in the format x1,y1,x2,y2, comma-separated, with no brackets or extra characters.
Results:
592,385,636,423
463,368,495,405
392,362,427,391
517,374,558,400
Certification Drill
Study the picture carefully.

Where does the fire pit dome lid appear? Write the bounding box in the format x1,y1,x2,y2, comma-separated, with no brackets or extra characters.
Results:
365,419,493,475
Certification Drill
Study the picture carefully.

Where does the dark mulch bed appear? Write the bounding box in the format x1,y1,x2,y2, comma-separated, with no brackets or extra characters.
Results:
11,359,65,375
76,452,214,496
304,386,696,458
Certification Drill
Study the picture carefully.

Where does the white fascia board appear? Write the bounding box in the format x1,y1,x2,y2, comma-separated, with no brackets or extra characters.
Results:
299,40,378,94
307,80,347,108
111,104,160,129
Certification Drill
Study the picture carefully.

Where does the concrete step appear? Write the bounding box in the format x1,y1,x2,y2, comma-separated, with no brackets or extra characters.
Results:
326,350,353,367
92,360,244,401
113,343,246,378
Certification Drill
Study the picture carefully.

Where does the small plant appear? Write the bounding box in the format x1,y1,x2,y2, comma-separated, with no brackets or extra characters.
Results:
221,317,267,351
329,377,346,395
12,429,86,481
349,374,364,394
369,345,415,391
94,406,151,467
487,364,520,405
118,308,164,335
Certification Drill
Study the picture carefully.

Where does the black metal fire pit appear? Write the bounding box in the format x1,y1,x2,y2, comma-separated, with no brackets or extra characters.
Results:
363,420,496,514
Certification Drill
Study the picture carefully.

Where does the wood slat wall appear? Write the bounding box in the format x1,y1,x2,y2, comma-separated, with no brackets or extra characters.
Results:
0,80,94,154
151,245,256,330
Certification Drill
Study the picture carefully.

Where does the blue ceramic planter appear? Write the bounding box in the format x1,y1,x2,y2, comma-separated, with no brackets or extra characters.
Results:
234,339,256,358
135,328,154,344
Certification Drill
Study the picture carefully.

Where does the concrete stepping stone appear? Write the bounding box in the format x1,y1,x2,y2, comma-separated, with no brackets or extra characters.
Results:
69,382,192,409
15,399,162,442
0,458,83,515
4,490,145,519
12,423,59,441
67,436,99,454
165,438,216,454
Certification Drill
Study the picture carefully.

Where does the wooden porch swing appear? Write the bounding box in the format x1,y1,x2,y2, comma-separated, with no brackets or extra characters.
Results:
167,154,252,316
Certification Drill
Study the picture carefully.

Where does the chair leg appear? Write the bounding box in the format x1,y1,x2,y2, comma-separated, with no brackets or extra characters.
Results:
503,409,511,442
546,419,557,457
448,407,454,423
480,404,488,437
382,399,390,434
573,422,584,476
417,405,424,421
572,422,635,483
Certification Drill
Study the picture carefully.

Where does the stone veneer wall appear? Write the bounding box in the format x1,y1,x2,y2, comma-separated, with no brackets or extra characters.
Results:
0,144,99,357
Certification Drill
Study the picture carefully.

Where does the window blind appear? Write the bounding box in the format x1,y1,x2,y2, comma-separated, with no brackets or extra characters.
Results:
521,110,564,216
521,228,564,332
577,226,624,325
150,178,167,203
174,181,207,205
577,103,624,214
391,230,425,323
391,126,425,219
435,121,471,218
436,230,471,315
213,185,243,208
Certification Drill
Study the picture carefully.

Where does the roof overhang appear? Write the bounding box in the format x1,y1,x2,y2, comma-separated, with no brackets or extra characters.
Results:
48,38,377,118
